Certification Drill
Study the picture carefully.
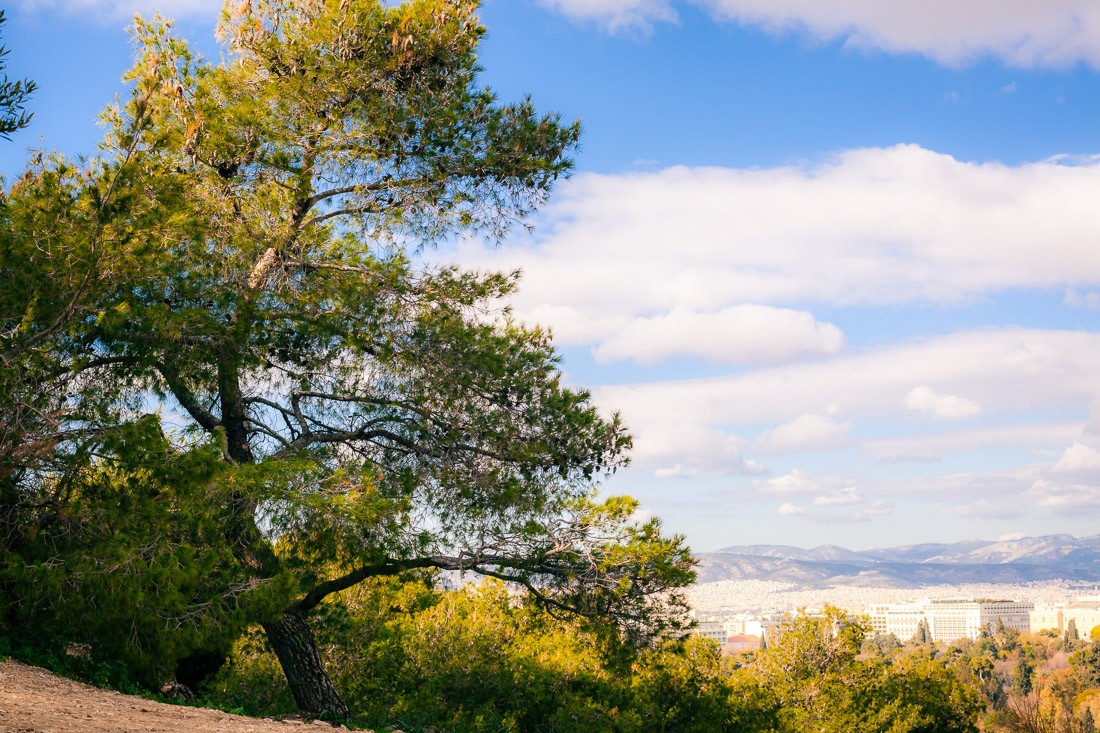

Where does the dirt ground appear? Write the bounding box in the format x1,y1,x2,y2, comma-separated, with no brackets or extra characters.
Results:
0,660,368,733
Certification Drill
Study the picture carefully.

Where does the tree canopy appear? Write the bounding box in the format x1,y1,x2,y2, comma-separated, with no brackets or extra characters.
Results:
0,0,694,719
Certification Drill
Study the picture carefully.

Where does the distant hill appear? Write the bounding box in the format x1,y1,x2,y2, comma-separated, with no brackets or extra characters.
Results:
697,534,1100,587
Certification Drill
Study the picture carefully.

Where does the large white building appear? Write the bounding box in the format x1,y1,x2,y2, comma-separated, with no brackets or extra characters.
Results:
868,598,1034,644
1030,601,1100,637
691,620,729,645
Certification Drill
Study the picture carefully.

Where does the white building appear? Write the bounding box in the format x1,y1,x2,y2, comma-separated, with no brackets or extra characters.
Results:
1030,602,1100,637
691,620,728,645
868,598,1034,643
723,617,764,638
869,602,927,641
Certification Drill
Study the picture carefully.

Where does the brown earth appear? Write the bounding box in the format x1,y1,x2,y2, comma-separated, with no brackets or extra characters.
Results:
0,660,374,733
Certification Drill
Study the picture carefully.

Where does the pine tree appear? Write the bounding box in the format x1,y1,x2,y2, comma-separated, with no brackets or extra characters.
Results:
3,0,695,719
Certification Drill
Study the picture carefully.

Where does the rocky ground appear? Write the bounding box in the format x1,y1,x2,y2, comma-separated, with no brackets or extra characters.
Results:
0,660,367,733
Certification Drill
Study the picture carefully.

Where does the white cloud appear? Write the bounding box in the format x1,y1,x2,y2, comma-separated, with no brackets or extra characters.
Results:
591,328,1100,510
695,0,1100,69
597,329,1100,439
877,445,1100,517
757,469,849,495
1026,479,1100,512
593,305,845,366
753,414,852,454
763,478,888,521
455,147,1100,356
904,386,982,420
813,487,862,506
634,424,765,478
1002,81,1018,94
536,0,1100,68
851,500,894,521
936,499,1023,520
876,452,942,464
866,421,1084,463
537,0,676,32
1051,443,1100,475
654,464,697,479
1064,288,1100,309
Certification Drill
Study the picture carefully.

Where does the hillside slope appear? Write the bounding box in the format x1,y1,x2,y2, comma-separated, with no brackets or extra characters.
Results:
0,660,357,733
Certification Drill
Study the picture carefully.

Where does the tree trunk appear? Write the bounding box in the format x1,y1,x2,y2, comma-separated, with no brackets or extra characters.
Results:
262,606,350,721
212,355,348,719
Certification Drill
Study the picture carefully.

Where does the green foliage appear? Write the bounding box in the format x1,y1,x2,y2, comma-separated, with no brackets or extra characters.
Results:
916,618,931,645
206,589,981,730
1072,643,1100,690
862,632,903,660
935,628,1100,731
0,418,283,686
630,637,775,733
0,625,143,693
1014,657,1036,696
209,576,642,731
737,608,982,733
0,10,35,140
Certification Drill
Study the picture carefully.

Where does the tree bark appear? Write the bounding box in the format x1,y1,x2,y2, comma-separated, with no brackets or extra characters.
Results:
262,605,350,720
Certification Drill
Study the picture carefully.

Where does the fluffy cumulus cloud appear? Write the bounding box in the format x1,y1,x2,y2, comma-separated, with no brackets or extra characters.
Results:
813,487,862,506
1013,439,1100,512
877,442,1100,518
540,0,1100,68
593,306,845,366
536,0,676,33
1052,443,1100,475
753,414,853,454
904,386,982,420
760,471,890,522
456,147,1100,363
1026,479,1100,512
696,0,1100,68
595,328,1100,438
630,422,766,478
756,469,851,496
588,328,1100,507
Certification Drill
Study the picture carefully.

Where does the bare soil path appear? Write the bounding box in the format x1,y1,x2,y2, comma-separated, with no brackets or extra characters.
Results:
0,660,363,733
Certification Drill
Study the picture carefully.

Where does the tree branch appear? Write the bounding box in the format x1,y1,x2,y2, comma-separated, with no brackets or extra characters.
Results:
294,551,571,614
271,425,423,460
155,357,221,432
302,205,376,229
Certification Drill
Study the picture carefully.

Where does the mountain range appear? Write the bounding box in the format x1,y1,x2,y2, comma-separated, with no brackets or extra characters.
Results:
696,534,1100,587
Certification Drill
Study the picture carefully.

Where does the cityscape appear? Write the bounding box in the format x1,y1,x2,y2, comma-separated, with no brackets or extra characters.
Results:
689,579,1100,653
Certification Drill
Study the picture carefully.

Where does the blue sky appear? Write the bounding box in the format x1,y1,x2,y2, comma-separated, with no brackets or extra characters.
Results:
5,0,1100,551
